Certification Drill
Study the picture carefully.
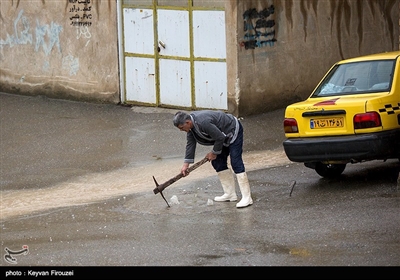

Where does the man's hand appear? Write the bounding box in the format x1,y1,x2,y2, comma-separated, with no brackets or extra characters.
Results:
206,152,217,161
181,162,190,176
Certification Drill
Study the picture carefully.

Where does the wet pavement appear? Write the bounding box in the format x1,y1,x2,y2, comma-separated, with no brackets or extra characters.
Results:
0,92,288,219
1,92,399,276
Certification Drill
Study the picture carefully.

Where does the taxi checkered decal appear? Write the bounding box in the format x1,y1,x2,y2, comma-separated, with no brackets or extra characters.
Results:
379,103,400,115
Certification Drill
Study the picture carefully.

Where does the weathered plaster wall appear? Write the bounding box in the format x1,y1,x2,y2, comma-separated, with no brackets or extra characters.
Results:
1,1,399,114
227,0,400,116
0,0,119,103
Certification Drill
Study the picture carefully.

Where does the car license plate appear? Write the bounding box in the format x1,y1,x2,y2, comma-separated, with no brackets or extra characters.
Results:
310,117,344,129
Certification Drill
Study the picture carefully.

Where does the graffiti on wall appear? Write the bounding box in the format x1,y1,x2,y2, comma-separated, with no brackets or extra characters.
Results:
0,9,33,47
0,10,63,55
35,20,63,56
240,5,276,49
69,0,92,27
0,9,80,75
62,54,80,76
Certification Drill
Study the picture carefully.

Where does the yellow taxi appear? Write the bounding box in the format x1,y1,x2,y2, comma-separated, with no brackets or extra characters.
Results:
283,50,400,178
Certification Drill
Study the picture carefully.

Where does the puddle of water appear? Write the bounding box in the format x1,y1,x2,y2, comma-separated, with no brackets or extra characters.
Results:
0,149,291,220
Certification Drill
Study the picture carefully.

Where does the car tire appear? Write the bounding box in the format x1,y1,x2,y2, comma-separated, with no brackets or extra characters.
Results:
315,162,346,178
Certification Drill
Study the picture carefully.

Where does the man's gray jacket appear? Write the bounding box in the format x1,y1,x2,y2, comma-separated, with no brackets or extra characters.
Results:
184,110,239,163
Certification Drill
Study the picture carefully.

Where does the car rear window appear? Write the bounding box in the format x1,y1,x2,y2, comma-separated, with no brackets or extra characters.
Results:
312,60,395,97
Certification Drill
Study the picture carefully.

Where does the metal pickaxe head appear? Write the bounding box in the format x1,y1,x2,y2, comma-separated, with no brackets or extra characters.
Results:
152,157,208,207
153,176,170,207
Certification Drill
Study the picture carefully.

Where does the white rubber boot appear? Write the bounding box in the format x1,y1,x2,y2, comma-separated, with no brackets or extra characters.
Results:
236,172,253,208
214,169,237,202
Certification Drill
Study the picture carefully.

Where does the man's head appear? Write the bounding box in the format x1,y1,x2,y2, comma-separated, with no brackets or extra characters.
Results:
173,111,192,132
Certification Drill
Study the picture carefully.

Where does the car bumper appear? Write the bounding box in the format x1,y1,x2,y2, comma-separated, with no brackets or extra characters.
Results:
283,129,400,163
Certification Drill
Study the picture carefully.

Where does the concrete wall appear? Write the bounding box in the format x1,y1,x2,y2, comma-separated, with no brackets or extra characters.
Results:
0,0,120,103
1,0,399,116
226,0,400,116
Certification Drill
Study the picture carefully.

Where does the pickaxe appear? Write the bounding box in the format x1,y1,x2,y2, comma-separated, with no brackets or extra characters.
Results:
153,157,209,207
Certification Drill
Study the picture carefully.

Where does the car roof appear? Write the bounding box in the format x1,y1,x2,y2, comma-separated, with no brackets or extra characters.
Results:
337,50,400,64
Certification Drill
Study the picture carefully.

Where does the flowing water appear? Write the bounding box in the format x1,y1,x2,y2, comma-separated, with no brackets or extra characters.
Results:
1,148,290,220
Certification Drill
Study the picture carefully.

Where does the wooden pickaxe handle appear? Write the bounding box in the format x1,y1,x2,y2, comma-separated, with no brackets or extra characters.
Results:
153,157,209,195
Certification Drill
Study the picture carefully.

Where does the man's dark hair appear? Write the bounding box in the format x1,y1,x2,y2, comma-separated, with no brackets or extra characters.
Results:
173,111,191,127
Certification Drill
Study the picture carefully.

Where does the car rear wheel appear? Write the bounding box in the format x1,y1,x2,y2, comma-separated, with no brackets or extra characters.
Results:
315,162,346,178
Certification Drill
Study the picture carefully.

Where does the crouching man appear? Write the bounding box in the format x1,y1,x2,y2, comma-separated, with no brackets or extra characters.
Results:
173,110,253,208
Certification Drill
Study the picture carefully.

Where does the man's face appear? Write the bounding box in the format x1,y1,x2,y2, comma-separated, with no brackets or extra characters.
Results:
177,120,191,132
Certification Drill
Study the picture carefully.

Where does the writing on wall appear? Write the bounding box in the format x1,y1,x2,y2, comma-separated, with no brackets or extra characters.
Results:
0,9,80,75
62,54,80,75
0,9,63,56
69,0,92,27
35,20,63,55
241,5,276,49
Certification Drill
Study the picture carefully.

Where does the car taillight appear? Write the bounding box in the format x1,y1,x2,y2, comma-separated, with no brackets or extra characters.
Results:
284,118,299,133
353,112,382,129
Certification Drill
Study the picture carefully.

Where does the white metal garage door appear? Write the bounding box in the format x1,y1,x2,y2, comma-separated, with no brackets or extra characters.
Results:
119,0,227,110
